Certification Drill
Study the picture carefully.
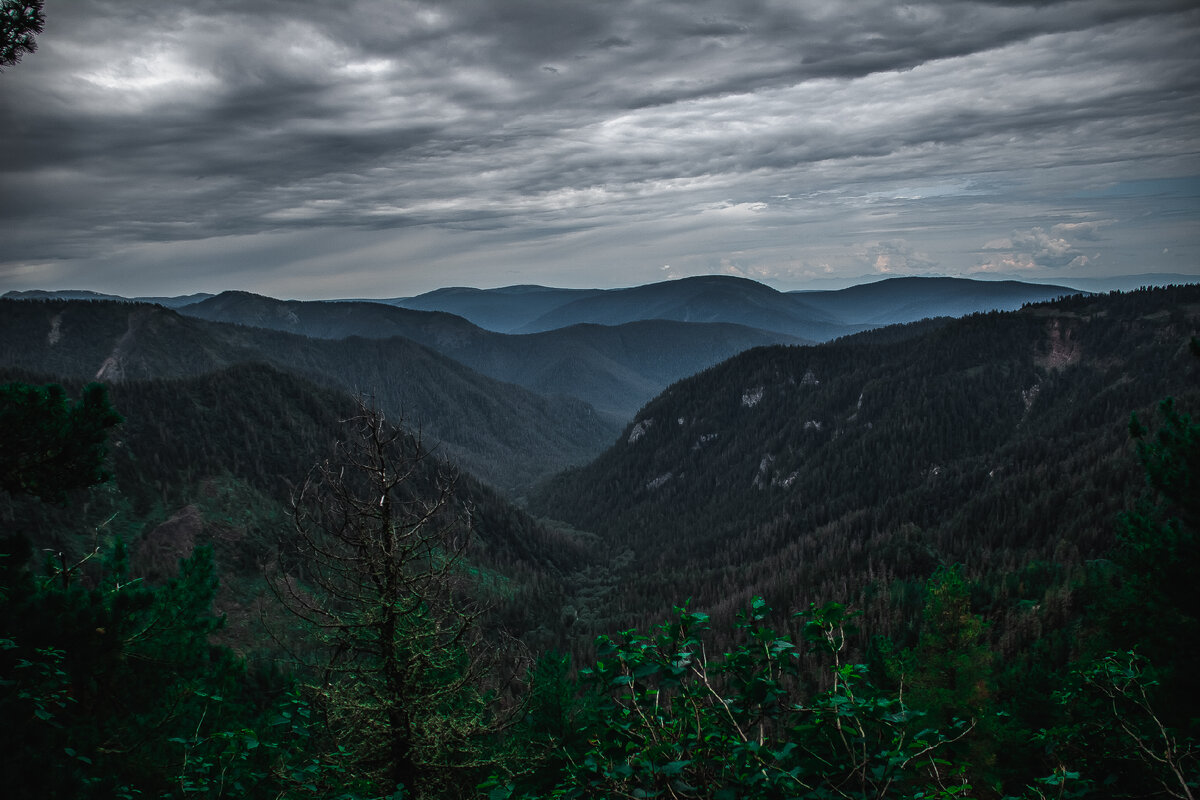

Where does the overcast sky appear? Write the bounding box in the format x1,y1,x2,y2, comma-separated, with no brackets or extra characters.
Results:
1,0,1198,298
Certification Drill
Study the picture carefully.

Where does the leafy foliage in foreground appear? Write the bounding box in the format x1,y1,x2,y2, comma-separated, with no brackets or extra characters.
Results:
487,599,977,799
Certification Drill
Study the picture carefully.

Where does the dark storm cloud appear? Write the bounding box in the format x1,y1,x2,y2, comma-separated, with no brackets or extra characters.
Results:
0,0,1197,296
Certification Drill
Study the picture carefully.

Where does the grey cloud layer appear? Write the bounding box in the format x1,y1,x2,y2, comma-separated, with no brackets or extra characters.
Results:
1,0,1197,294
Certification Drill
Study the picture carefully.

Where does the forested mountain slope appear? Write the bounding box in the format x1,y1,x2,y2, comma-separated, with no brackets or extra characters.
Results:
0,299,617,492
0,361,592,660
532,286,1200,635
183,291,803,419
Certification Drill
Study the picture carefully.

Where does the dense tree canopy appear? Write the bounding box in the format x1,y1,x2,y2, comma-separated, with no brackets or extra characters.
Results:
0,381,123,502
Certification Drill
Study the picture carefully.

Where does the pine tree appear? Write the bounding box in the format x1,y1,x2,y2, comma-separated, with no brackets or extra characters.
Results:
896,565,993,724
0,0,44,71
0,381,123,503
273,400,523,797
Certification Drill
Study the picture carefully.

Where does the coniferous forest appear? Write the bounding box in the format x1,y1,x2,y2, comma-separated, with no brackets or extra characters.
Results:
1,285,1198,799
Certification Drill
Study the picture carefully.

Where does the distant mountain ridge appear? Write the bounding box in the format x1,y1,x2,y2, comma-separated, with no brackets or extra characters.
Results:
1041,272,1199,293
6,275,1091,338
512,275,858,340
184,291,484,346
2,289,214,308
6,276,1090,421
182,290,803,419
393,275,1084,339
0,298,617,493
790,276,1082,325
388,285,606,333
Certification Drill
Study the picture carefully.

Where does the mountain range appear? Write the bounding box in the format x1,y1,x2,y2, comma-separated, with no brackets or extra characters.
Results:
0,274,1186,504
0,299,614,493
2,288,215,308
5,274,1086,340
388,275,1082,339
6,275,1087,423
179,290,804,420
387,284,605,333
531,284,1200,633
788,275,1085,325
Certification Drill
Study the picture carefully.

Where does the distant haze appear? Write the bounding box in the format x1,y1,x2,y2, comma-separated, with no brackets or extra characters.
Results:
1,1,1197,298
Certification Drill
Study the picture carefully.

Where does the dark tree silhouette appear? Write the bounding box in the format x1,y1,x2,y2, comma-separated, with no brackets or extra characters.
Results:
0,381,123,503
0,0,44,71
273,399,524,796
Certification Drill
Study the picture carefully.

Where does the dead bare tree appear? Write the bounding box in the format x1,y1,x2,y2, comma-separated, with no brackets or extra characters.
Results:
272,400,521,797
